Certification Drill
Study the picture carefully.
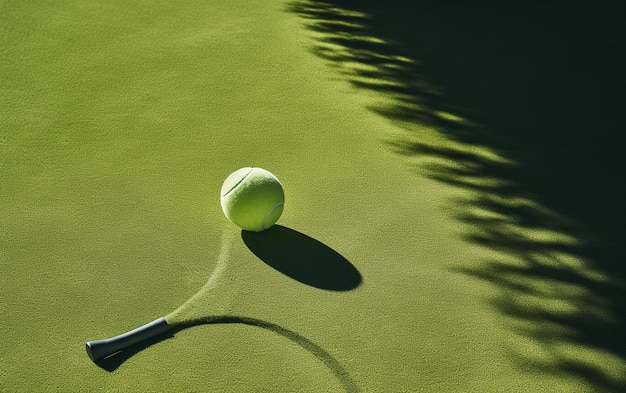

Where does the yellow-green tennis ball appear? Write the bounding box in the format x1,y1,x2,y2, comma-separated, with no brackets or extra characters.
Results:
220,167,285,232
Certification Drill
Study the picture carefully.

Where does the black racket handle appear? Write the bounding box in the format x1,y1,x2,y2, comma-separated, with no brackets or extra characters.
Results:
85,317,170,362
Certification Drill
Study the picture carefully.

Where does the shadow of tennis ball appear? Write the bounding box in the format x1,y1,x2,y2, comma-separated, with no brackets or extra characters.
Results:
242,225,362,291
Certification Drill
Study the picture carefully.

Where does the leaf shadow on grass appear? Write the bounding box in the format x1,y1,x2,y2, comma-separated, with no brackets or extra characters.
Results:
289,0,625,390
95,316,359,392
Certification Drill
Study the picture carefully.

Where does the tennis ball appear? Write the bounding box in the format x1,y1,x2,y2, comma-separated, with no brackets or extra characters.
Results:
220,167,285,232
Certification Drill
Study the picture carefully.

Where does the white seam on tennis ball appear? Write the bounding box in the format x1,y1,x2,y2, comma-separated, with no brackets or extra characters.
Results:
261,202,284,230
223,167,254,197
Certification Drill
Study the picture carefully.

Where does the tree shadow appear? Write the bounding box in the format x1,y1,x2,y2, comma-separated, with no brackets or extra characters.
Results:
94,316,359,393
289,0,625,390
242,225,362,291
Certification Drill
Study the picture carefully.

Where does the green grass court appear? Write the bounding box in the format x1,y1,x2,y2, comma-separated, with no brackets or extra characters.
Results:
2,1,625,391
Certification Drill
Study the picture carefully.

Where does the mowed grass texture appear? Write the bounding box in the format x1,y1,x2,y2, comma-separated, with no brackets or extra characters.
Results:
2,1,624,392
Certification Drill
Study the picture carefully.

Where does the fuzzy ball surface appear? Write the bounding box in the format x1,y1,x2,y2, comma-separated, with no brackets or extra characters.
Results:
220,167,285,231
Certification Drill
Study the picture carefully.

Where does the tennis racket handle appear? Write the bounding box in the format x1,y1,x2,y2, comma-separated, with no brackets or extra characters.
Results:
85,317,170,362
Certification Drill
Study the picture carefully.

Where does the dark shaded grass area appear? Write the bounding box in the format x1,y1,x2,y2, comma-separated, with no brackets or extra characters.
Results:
289,0,625,390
